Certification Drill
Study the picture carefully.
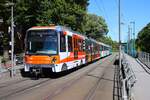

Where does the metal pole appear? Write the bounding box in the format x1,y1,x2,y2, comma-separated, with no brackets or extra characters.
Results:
142,52,144,62
129,26,131,55
130,27,132,56
118,0,122,69
0,57,2,73
127,39,128,54
144,52,145,62
148,53,150,68
128,25,130,55
11,4,14,77
133,22,135,57
146,53,148,66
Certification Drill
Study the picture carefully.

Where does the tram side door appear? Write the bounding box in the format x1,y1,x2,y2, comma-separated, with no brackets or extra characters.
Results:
59,31,68,61
73,35,78,59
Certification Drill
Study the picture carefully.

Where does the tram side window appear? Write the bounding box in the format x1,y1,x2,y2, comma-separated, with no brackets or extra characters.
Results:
60,32,66,52
82,40,85,51
78,39,81,51
74,38,76,48
102,46,104,51
100,45,103,51
104,47,106,51
68,36,72,52
106,47,108,50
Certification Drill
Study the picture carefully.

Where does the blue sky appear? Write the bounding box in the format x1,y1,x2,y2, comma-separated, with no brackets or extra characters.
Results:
88,0,150,42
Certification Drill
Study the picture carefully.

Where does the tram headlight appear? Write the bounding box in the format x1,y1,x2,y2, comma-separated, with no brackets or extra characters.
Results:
24,64,30,71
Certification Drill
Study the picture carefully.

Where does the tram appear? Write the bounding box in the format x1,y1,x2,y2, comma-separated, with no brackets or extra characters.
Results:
24,25,111,75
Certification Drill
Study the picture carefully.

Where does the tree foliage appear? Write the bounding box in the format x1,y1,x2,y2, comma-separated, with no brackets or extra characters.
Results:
136,23,150,53
84,14,108,39
0,0,89,55
15,0,88,33
48,0,87,32
0,0,11,47
0,0,12,58
0,0,119,56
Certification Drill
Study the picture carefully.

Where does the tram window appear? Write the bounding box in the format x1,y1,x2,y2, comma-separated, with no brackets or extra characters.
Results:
101,46,104,51
104,46,106,51
82,40,85,51
106,47,108,50
60,32,66,52
80,40,83,51
96,45,99,53
78,39,83,51
78,39,81,51
68,36,72,52
74,39,76,48
100,45,103,51
104,47,106,50
76,39,78,48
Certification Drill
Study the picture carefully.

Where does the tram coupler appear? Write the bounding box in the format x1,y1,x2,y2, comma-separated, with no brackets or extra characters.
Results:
31,67,42,77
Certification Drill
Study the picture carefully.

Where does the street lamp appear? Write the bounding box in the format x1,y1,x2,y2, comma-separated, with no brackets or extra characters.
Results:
5,2,15,77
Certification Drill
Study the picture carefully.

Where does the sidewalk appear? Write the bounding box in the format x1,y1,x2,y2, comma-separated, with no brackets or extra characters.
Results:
125,54,150,100
0,64,24,79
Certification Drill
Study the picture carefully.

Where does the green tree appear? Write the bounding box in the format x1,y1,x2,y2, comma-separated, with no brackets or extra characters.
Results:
136,23,150,53
15,0,46,31
83,13,108,39
1,0,114,56
15,0,88,32
0,0,12,59
13,0,89,52
45,0,88,32
11,0,89,41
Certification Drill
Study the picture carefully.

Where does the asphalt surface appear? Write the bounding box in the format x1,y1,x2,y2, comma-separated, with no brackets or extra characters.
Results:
0,53,117,100
125,54,150,100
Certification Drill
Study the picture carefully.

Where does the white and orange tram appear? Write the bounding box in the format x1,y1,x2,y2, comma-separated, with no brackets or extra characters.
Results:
24,25,111,75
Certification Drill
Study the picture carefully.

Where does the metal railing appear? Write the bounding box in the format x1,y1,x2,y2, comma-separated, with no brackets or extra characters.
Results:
115,52,136,100
121,53,136,100
138,52,150,68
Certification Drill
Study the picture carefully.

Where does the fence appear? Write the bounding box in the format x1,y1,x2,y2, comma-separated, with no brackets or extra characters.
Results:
138,52,150,68
115,52,136,100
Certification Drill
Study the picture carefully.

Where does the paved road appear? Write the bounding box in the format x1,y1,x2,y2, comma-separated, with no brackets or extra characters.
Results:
0,53,117,100
125,54,150,100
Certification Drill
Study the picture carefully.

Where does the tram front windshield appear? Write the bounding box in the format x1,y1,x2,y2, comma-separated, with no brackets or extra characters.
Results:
26,30,58,55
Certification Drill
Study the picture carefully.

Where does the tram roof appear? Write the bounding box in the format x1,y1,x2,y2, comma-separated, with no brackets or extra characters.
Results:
28,25,85,37
28,25,111,48
29,25,77,33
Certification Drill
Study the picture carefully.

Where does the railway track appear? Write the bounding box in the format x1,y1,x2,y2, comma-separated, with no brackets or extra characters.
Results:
0,53,116,100
43,54,116,100
0,78,50,100
84,58,115,100
0,78,29,88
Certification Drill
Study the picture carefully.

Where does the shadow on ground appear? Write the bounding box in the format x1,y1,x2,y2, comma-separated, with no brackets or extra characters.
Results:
20,64,87,80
